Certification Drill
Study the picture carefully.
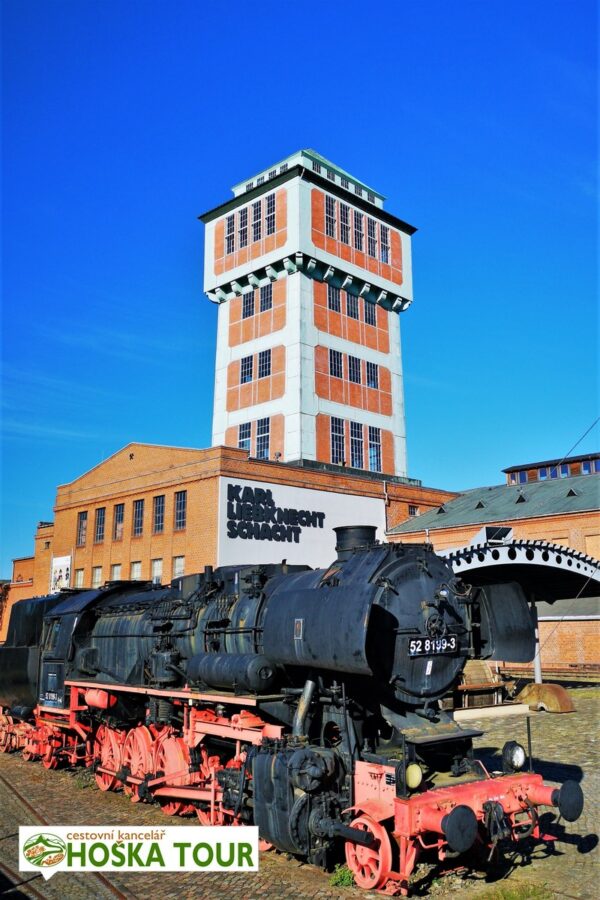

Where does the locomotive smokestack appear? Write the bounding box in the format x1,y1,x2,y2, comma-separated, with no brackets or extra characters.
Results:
334,525,378,561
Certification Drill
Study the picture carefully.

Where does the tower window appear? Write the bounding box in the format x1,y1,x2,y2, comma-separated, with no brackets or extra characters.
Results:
350,421,363,468
92,566,102,588
341,177,349,189
368,427,382,472
380,224,390,263
368,191,375,203
252,201,262,242
258,349,271,378
151,559,163,584
132,499,144,537
329,348,343,379
153,495,165,534
560,463,569,478
76,511,88,547
256,417,270,459
256,175,265,185
238,422,251,452
260,283,273,312
364,300,377,326
366,361,379,389
242,290,255,319
238,207,248,248
408,505,419,517
353,211,364,251
174,490,187,530
346,293,359,319
268,169,277,180
327,284,341,312
327,169,335,181
325,196,336,238
312,160,321,173
226,214,235,255
581,460,592,474
279,163,288,173
355,184,363,197
113,503,124,541
539,467,547,481
265,193,276,235
172,556,185,578
240,355,253,384
348,356,361,384
340,203,350,244
245,182,254,191
94,507,105,543
367,218,377,258
331,417,345,465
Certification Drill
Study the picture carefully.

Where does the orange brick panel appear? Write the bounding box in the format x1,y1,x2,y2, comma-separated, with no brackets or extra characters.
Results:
382,430,395,475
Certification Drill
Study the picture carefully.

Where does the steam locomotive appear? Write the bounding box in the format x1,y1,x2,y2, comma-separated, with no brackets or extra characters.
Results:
0,526,584,895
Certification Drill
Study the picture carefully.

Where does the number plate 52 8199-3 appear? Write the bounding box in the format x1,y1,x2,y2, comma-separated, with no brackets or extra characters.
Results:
408,635,457,657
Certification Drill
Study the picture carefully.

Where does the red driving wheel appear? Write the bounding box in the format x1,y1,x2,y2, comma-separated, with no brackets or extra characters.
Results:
122,726,153,802
93,725,122,792
345,814,393,890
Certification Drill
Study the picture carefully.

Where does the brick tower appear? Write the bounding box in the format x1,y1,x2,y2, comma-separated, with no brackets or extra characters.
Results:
200,150,415,477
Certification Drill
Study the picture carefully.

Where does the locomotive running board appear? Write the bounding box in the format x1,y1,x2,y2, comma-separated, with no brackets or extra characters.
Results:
65,680,284,706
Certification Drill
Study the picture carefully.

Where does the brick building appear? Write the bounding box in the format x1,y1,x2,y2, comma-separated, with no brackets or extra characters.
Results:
387,457,600,672
202,149,414,477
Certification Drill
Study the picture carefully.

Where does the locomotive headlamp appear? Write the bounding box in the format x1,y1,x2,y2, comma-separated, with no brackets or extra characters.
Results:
502,740,526,773
405,763,423,790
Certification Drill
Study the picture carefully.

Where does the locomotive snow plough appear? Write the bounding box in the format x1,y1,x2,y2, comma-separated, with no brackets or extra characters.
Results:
0,526,590,895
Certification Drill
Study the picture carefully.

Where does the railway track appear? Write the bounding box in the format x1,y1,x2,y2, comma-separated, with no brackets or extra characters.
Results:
0,771,131,900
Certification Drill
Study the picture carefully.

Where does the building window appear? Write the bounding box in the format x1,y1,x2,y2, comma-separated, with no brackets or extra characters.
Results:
582,460,592,475
260,283,272,312
560,463,569,478
265,193,276,235
327,169,335,181
238,207,248,248
113,503,124,541
110,563,121,581
549,467,558,479
252,201,262,242
246,181,254,191
329,348,343,379
353,211,363,251
240,355,253,384
364,301,377,326
76,511,88,547
340,203,350,244
92,566,102,588
268,169,277,180
74,569,84,588
132,499,144,537
172,556,185,578
341,177,349,189
367,218,377,258
226,214,235,254
366,361,379,389
238,422,251,451
256,175,265,185
174,490,187,530
312,160,321,173
350,421,363,468
279,163,288,173
242,290,255,319
509,473,517,484
408,505,419,517
153,495,165,533
346,292,359,319
325,196,336,238
518,470,528,484
355,184,363,197
327,284,341,312
130,561,142,580
331,417,345,464
539,467,547,481
368,426,381,472
348,356,361,384
368,191,375,203
595,459,600,473
151,558,163,584
94,508,105,543
258,349,271,378
256,417,270,459
380,224,390,263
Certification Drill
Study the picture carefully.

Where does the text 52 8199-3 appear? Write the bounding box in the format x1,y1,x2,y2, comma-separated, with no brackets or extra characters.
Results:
408,636,458,657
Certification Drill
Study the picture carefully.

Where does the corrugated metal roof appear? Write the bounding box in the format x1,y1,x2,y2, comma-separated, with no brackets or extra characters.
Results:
389,473,600,535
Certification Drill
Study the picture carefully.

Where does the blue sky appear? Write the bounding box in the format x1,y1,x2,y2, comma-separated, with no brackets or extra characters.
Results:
1,0,598,579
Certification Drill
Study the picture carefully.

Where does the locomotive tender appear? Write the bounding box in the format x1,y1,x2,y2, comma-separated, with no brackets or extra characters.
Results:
0,526,584,895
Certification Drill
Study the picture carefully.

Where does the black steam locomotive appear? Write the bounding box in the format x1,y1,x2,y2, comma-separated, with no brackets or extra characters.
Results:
0,527,583,894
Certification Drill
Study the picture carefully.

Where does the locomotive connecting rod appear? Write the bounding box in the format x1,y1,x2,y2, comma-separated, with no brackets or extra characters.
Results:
292,679,317,736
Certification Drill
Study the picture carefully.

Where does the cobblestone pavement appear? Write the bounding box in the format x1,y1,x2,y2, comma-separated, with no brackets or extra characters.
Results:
0,689,597,900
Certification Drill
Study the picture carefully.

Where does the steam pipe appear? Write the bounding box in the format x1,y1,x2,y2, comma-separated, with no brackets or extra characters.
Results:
292,679,316,736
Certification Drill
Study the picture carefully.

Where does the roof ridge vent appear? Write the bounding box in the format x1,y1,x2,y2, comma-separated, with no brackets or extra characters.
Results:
567,487,579,497
475,500,486,509
437,504,447,514
516,491,527,503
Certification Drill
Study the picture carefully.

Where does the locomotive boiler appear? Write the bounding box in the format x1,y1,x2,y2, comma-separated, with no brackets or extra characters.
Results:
0,527,584,895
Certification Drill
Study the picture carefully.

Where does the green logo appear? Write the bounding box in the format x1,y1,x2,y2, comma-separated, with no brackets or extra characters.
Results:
23,833,66,868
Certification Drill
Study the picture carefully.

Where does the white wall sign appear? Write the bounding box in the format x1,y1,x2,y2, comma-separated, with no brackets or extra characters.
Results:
217,477,385,568
50,555,71,592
